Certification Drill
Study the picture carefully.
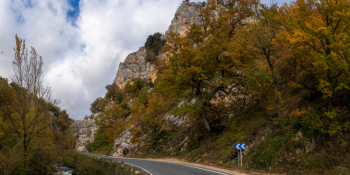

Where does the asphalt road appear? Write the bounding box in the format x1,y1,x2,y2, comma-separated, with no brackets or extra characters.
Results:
79,152,233,175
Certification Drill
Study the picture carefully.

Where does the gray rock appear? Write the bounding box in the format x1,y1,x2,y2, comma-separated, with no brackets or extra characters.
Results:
69,113,99,150
166,1,262,37
113,47,156,89
164,113,188,127
166,2,204,36
163,99,195,126
113,2,262,90
111,128,133,157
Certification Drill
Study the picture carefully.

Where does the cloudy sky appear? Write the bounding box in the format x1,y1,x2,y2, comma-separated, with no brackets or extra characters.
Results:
0,0,289,120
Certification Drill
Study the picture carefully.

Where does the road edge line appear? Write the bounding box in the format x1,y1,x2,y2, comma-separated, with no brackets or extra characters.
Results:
80,152,154,175
130,158,232,175
151,161,232,175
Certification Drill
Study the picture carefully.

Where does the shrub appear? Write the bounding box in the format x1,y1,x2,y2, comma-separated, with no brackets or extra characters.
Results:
105,84,123,102
145,32,166,63
124,78,145,94
90,97,104,114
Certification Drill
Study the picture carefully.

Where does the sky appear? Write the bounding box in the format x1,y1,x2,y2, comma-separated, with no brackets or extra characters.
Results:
0,0,289,120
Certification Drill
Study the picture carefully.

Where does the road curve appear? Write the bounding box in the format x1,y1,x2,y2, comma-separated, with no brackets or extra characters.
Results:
79,152,234,175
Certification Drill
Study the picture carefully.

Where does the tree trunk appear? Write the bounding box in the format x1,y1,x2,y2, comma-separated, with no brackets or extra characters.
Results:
22,141,27,174
272,70,283,129
195,93,211,131
274,82,282,120
201,111,211,131
268,59,283,129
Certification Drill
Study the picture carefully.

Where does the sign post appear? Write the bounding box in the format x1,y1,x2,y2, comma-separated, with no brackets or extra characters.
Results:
234,143,246,166
127,145,132,158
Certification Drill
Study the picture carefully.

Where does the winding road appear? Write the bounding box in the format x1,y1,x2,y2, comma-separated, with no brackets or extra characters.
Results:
79,152,239,175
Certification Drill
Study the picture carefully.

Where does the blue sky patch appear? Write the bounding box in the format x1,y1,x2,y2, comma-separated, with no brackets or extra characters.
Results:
67,0,80,25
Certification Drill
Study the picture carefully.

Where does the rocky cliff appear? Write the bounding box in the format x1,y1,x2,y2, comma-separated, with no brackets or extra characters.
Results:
107,2,205,156
112,1,262,90
111,128,133,157
113,2,205,90
166,1,205,36
69,113,99,151
113,47,157,90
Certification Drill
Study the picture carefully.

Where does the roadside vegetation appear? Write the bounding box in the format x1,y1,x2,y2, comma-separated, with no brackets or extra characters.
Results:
88,0,350,174
0,35,75,174
61,151,147,175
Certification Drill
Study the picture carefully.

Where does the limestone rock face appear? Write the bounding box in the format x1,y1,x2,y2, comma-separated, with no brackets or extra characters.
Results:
113,3,205,90
166,1,205,36
111,128,133,157
166,1,262,36
163,100,194,126
163,113,188,126
113,47,156,90
69,113,99,150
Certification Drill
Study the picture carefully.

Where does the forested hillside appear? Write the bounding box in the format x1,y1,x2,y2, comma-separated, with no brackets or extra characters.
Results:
83,0,350,174
0,35,75,174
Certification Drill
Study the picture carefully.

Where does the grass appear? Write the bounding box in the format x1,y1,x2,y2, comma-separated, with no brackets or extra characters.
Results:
138,105,267,167
133,102,350,174
90,145,112,156
61,151,148,175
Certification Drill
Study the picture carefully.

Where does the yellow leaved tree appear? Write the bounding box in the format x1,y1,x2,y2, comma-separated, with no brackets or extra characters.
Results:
282,0,350,135
161,0,259,131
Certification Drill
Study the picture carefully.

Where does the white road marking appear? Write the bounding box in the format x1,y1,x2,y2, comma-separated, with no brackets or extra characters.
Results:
84,153,154,175
123,162,154,175
82,152,233,175
122,158,232,175
149,161,232,175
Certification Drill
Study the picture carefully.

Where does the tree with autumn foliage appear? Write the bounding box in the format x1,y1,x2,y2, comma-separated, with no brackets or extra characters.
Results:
243,3,292,129
161,0,259,131
0,35,75,174
279,0,350,135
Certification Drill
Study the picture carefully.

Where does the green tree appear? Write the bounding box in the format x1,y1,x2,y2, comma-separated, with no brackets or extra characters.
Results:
90,97,106,114
105,84,123,102
145,32,166,63
124,77,145,94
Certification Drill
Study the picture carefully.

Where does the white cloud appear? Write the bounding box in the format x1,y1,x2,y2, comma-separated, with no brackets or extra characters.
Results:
1,0,289,120
0,0,206,120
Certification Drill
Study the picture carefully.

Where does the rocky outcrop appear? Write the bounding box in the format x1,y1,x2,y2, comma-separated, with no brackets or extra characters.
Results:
111,128,133,157
113,1,262,90
166,1,262,36
49,111,63,135
163,112,188,127
163,100,194,126
113,2,205,90
69,113,99,151
113,47,157,90
166,1,205,36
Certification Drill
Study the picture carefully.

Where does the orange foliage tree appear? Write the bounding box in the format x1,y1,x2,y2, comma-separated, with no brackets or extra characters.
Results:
161,0,259,131
281,0,350,135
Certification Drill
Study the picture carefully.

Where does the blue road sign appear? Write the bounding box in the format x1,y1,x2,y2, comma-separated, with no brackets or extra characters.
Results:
234,143,246,150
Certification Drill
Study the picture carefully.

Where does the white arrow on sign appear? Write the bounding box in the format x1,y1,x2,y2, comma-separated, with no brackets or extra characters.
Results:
234,143,246,150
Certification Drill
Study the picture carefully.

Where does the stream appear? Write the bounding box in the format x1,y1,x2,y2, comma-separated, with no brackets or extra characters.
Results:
52,164,74,175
